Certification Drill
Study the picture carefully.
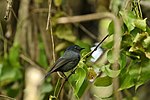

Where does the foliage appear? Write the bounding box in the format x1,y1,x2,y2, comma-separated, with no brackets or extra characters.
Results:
0,0,150,100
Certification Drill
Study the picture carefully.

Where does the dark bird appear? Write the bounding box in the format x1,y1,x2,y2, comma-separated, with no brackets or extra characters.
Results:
44,45,84,79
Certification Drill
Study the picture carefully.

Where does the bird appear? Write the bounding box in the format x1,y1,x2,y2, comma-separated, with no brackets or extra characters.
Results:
44,45,84,79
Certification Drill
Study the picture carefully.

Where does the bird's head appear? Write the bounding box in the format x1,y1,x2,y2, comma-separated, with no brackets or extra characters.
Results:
66,45,84,53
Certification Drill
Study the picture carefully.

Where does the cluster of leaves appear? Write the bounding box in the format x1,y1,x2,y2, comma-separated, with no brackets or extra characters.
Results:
62,6,150,100
1,0,150,99
0,44,22,97
97,9,150,92
119,10,150,90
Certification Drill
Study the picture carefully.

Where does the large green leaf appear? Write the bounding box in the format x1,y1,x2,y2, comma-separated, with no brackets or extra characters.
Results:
120,59,150,90
77,79,88,98
0,45,22,86
134,18,147,31
107,50,114,63
143,36,150,48
119,52,127,69
9,44,20,68
120,10,136,31
41,82,53,93
69,67,86,96
0,60,22,86
54,0,62,7
108,21,114,35
55,25,76,42
102,40,114,49
74,68,86,94
38,42,48,68
94,76,112,87
119,73,134,90
101,64,120,78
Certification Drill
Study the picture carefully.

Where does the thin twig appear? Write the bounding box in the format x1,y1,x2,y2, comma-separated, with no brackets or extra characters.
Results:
46,0,52,30
88,35,109,57
56,12,116,24
74,24,97,40
62,12,97,41
11,8,18,21
50,20,55,63
82,35,109,59
46,0,55,63
56,68,77,99
0,95,16,100
20,54,46,74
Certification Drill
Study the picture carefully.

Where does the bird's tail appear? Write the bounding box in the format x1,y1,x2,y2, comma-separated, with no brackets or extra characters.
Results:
44,72,52,79
39,71,52,82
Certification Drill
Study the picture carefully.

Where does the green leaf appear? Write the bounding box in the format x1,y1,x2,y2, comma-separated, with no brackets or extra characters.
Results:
94,76,112,87
55,42,68,52
107,50,114,63
120,10,136,31
133,33,147,43
120,59,150,90
134,18,147,31
9,45,20,68
55,25,76,42
0,45,22,86
0,60,22,86
143,36,150,48
131,60,150,90
69,68,86,95
0,63,2,75
119,74,134,90
119,52,127,69
77,79,88,98
108,21,114,35
121,33,133,50
101,64,120,78
38,42,48,68
54,0,62,7
102,40,113,49
74,68,86,94
41,82,53,93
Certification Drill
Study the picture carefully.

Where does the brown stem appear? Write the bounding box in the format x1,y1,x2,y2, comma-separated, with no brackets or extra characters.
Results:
0,95,16,100
46,0,55,63
56,68,77,99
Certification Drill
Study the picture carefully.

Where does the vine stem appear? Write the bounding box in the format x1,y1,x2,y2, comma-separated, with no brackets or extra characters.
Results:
46,0,55,63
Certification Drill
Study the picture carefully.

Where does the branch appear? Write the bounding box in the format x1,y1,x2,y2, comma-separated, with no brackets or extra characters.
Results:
74,24,97,40
0,95,16,100
46,0,52,30
56,68,77,99
56,12,116,24
46,0,56,63
20,53,46,74
87,35,109,58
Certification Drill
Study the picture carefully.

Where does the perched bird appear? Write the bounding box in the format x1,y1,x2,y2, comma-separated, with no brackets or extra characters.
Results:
44,45,84,79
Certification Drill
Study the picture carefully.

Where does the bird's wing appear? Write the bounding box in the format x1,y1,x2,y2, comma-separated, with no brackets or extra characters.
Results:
44,57,72,79
50,57,72,73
